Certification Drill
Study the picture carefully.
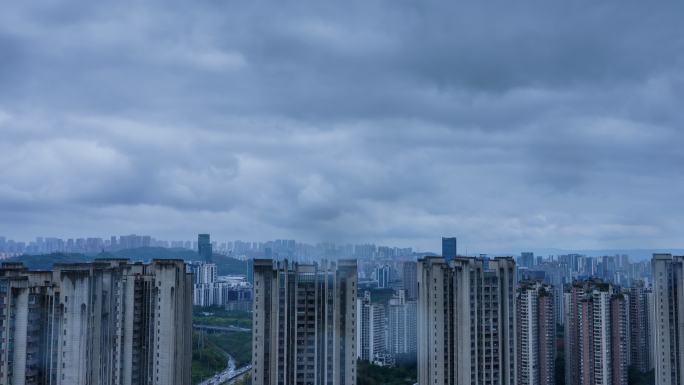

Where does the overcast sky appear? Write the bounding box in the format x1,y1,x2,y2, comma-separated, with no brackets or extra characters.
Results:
1,1,683,253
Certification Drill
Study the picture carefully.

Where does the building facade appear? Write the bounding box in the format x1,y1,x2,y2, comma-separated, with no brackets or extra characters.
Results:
441,238,457,261
198,234,212,262
516,281,555,385
417,256,517,385
356,291,387,364
629,280,653,373
652,254,684,385
0,259,193,385
402,261,417,301
387,290,417,360
520,252,535,269
564,279,629,385
252,259,357,385
376,265,390,289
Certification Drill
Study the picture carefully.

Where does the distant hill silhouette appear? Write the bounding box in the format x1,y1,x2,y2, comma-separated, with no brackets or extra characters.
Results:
6,247,247,275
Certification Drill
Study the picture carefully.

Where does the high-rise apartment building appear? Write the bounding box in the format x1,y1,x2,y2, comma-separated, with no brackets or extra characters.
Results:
356,291,386,364
0,259,193,385
387,290,417,359
402,261,417,300
564,279,629,385
652,253,684,385
629,280,653,373
441,237,457,261
191,261,218,284
417,256,517,385
520,252,535,269
252,259,357,385
191,261,252,308
376,265,390,289
517,281,555,385
198,233,212,262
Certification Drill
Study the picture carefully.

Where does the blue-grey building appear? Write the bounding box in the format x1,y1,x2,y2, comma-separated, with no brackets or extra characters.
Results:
441,237,457,260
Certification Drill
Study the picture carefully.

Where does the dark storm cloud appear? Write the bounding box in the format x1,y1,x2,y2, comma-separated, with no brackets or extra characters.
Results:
1,0,684,252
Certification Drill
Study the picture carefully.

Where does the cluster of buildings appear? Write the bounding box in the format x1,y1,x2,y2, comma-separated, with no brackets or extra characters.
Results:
0,234,417,262
190,234,253,311
356,287,417,366
0,258,193,385
3,231,683,385
251,244,684,385
190,261,253,311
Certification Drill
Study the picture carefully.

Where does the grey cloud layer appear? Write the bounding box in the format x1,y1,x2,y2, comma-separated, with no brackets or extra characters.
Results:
1,1,683,252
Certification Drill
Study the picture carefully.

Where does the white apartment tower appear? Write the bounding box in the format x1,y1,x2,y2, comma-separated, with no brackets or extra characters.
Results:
652,254,684,385
417,256,517,385
252,259,357,385
356,291,387,364
517,281,555,385
387,290,417,359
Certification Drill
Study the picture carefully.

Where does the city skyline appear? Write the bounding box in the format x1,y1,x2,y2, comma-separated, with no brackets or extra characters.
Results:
3,232,684,261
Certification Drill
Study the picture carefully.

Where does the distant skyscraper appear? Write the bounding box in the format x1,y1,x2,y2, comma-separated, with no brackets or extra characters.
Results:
356,291,386,364
402,261,418,300
520,252,535,269
376,264,390,288
198,233,212,262
417,256,517,385
441,237,457,261
652,253,684,385
517,281,555,385
629,281,653,373
564,279,629,385
387,290,417,359
252,259,357,385
0,259,193,385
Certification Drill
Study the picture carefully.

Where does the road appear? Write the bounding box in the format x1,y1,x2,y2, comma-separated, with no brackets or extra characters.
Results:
196,344,252,385
221,365,252,385
197,357,251,385
193,324,251,333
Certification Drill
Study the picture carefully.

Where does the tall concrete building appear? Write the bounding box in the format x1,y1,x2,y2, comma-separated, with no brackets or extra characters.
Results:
564,279,629,385
0,259,193,385
520,252,535,269
376,265,390,289
387,290,417,360
356,291,386,364
652,254,684,385
417,256,517,385
441,237,457,261
516,281,555,385
198,233,212,262
252,259,357,385
629,280,653,373
402,261,418,300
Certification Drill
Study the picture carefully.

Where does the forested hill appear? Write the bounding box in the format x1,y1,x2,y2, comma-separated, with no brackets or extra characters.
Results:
5,248,247,275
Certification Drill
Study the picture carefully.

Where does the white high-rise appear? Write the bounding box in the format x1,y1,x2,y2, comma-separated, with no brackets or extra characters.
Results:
356,291,387,364
387,290,417,358
517,281,555,385
652,254,684,385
